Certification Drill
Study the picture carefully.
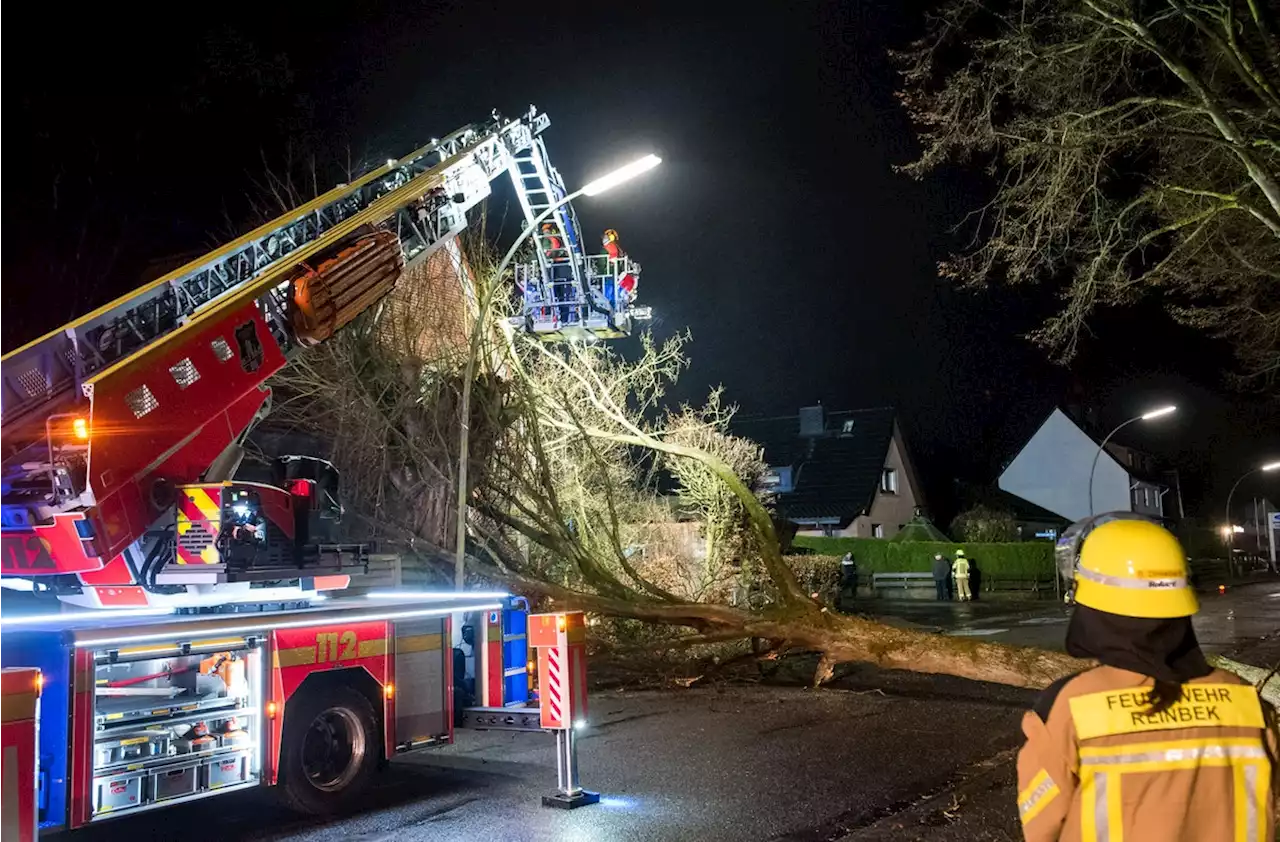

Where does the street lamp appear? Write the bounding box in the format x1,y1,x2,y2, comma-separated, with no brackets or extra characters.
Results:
452,154,662,588
1087,405,1177,516
1223,460,1280,559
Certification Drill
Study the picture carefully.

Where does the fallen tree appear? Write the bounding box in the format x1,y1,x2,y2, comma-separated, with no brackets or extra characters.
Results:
270,243,1276,700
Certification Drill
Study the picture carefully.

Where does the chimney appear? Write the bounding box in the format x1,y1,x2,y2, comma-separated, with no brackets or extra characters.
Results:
798,405,825,438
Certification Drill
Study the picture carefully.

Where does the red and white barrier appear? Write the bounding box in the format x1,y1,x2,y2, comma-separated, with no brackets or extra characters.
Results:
529,612,597,808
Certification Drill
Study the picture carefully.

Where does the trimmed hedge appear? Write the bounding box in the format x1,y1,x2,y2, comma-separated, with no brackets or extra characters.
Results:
791,536,1055,579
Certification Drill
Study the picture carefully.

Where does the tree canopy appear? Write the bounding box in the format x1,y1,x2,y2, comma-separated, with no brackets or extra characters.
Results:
897,0,1280,386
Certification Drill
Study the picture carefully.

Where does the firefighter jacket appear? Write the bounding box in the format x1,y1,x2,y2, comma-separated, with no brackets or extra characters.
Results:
1017,664,1277,841
952,556,970,578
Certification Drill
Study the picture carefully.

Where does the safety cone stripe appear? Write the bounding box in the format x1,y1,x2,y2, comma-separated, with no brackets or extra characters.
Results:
547,648,563,721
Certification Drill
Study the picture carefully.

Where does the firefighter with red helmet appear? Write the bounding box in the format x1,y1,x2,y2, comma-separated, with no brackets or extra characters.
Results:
1016,515,1278,841
602,229,637,298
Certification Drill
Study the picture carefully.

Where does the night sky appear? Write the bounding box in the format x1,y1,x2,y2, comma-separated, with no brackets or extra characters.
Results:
6,1,1277,521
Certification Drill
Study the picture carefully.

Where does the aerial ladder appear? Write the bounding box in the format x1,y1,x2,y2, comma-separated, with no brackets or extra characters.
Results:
0,106,648,610
507,137,650,340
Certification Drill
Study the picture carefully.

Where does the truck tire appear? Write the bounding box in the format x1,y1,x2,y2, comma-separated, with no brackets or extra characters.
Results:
278,684,380,815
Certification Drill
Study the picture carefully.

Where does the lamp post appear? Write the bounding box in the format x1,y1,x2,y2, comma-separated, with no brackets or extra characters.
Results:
452,154,661,588
1087,405,1176,516
1223,460,1280,565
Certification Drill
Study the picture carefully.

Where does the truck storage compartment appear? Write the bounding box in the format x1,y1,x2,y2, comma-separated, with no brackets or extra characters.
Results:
151,766,198,801
203,750,252,789
88,634,265,820
92,772,144,814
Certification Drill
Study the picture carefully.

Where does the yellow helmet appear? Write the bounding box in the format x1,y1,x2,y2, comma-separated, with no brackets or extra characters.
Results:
1074,519,1197,618
603,228,619,243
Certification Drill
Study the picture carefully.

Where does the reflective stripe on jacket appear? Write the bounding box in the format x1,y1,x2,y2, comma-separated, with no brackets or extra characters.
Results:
1017,665,1278,841
952,558,969,578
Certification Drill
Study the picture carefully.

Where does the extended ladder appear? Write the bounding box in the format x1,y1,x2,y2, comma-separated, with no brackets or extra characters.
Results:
1,108,550,441
506,139,647,340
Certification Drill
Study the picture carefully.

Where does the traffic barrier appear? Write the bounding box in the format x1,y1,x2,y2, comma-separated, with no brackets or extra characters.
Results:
529,611,597,809
2,667,41,842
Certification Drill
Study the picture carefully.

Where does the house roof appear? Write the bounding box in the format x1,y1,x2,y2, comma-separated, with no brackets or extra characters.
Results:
890,514,950,542
734,407,897,524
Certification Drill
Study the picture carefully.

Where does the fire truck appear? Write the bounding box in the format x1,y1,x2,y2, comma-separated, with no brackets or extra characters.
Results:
0,594,541,832
0,106,613,833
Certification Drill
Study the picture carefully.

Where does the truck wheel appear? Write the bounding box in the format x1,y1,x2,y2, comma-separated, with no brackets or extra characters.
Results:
278,685,379,814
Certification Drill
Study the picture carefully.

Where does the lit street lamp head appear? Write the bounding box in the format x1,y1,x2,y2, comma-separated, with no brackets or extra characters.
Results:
1140,405,1176,421
1262,461,1280,472
581,154,662,196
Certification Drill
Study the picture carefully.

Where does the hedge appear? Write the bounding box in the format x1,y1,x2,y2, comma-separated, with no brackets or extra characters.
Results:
790,536,1055,579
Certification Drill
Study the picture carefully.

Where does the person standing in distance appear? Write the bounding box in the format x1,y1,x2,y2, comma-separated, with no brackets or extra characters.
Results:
1016,515,1277,841
932,553,950,601
952,549,971,602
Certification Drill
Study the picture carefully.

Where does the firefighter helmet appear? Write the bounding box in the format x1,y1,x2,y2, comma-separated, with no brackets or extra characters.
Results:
1074,518,1197,618
603,228,619,243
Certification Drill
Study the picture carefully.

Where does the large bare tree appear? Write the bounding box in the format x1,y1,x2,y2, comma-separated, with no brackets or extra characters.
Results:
897,0,1280,385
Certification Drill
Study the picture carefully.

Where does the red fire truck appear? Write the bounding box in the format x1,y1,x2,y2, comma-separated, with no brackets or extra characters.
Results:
0,106,605,835
0,593,558,833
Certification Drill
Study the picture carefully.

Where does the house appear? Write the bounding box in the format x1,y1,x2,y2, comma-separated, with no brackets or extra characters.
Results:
734,406,924,538
998,408,1175,524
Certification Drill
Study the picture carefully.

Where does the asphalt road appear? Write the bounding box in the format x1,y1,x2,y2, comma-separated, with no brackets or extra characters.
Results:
64,674,1037,842
861,579,1280,664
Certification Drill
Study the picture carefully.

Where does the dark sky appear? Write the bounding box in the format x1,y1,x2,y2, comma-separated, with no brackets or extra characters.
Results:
6,1,1277,521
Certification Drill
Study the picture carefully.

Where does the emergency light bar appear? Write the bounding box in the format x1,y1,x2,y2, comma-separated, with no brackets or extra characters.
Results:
1,606,176,627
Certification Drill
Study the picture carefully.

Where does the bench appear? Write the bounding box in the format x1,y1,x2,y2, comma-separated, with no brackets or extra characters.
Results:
871,572,935,595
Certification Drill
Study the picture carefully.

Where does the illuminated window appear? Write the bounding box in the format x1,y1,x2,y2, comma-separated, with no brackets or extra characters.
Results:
872,523,884,538
881,468,898,494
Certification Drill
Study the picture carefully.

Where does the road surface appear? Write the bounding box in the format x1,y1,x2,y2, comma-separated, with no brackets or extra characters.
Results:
62,674,1037,842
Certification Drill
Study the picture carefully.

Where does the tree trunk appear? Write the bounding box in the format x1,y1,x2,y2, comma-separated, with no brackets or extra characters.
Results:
497,569,1089,690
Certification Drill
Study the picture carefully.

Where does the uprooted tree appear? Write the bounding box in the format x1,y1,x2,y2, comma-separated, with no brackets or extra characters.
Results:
896,0,1280,387
269,243,1091,690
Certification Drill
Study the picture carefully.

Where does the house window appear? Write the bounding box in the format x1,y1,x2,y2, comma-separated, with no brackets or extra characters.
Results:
872,523,884,538
841,419,855,434
880,468,897,494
